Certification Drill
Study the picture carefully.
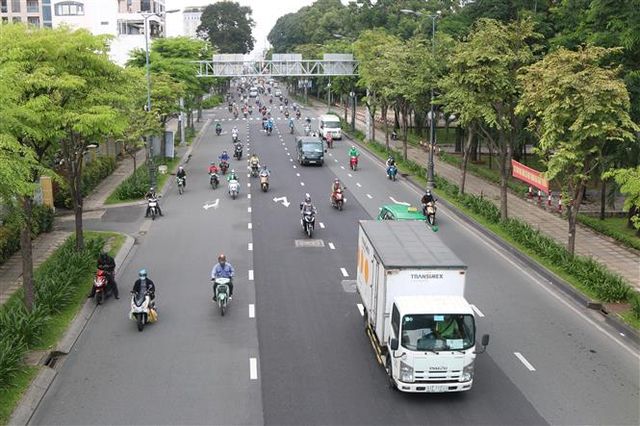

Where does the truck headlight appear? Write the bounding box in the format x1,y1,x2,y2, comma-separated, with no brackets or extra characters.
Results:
461,363,474,382
399,361,414,383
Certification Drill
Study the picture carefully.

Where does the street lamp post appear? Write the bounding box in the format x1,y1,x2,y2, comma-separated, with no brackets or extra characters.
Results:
142,9,179,188
401,9,440,189
350,91,356,132
327,79,332,113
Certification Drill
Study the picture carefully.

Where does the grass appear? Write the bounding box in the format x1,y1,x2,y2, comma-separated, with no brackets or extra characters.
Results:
105,156,182,204
357,135,639,330
156,156,182,192
0,232,125,422
577,215,640,251
0,366,38,425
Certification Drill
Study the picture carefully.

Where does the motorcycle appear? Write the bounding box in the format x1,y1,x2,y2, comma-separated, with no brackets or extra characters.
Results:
243,111,248,118
232,132,239,143
289,124,294,134
301,209,315,238
209,173,219,189
233,110,238,119
326,135,333,149
228,179,239,199
304,125,311,136
260,173,269,192
387,164,398,181
250,161,260,177
93,269,112,305
423,202,437,226
219,161,229,175
129,290,154,332
177,176,185,195
266,125,273,136
284,111,290,119
349,155,359,171
296,110,301,119
331,188,346,211
147,197,159,220
215,127,222,136
212,277,231,316
234,144,243,160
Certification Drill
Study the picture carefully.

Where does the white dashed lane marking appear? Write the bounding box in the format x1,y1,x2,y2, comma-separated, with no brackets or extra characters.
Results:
356,183,362,187
471,304,485,317
319,222,325,229
250,358,258,380
328,242,335,250
249,270,254,280
514,352,536,371
357,304,364,316
249,304,255,318
366,194,373,199
340,268,349,277
248,222,252,229
248,243,253,251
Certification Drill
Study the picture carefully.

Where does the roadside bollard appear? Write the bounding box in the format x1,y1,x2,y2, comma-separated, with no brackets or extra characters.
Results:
537,189,542,205
547,190,552,207
558,194,563,213
528,186,533,199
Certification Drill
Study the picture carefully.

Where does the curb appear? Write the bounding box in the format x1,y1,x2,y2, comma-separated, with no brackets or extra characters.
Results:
9,233,136,426
342,130,640,346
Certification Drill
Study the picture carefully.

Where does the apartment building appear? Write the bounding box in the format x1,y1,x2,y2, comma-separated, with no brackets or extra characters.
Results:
183,5,204,39
0,0,52,27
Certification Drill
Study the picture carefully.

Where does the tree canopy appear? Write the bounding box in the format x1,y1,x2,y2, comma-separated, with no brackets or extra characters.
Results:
197,1,255,54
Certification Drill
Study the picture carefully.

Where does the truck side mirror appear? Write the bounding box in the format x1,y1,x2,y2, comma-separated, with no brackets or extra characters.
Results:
481,334,490,346
390,338,399,351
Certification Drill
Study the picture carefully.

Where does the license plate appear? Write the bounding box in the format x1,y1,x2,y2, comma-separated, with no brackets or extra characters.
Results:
424,385,448,392
308,160,316,163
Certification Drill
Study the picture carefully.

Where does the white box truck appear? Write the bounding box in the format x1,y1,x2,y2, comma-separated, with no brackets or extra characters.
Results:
356,220,489,393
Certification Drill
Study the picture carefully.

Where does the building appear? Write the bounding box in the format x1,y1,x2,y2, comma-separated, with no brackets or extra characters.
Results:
48,0,168,66
182,5,203,38
0,0,53,27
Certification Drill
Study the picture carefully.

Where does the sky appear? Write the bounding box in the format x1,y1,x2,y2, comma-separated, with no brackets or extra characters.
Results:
165,0,332,57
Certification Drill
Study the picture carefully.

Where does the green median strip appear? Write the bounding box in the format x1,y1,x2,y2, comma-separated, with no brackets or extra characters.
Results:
106,156,181,204
0,231,125,424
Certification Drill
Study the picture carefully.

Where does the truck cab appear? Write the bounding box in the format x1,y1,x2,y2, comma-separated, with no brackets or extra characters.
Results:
318,114,342,140
387,296,480,392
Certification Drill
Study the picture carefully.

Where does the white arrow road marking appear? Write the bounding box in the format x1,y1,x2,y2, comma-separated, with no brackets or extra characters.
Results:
328,242,335,250
273,196,291,207
250,358,258,380
248,243,253,251
203,199,220,210
389,197,410,206
357,304,365,316
249,304,255,318
356,183,362,187
470,304,485,317
249,270,254,280
514,352,536,371
340,268,349,277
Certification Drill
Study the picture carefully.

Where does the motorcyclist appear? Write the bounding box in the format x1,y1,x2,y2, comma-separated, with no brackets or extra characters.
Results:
227,169,239,183
219,150,230,163
232,126,239,137
144,187,162,217
132,269,155,306
215,122,222,134
288,117,294,130
348,145,360,158
305,116,311,125
386,156,396,168
234,141,243,156
259,164,270,177
176,166,186,188
326,131,333,147
208,161,219,175
421,189,437,216
248,153,260,169
266,117,274,130
211,254,235,300
89,251,119,299
300,194,317,215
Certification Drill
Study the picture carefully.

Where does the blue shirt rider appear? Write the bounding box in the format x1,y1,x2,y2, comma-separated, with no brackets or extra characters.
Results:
211,254,235,299
219,151,230,162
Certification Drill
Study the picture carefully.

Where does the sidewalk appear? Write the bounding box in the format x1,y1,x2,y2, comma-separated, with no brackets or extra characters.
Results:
304,97,640,290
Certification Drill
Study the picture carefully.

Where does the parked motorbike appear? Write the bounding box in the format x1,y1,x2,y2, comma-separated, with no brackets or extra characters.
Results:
129,290,153,332
260,174,269,192
219,161,229,175
209,173,219,189
177,176,185,195
228,179,239,199
301,210,315,238
387,165,398,181
234,144,243,160
331,188,346,211
147,197,159,220
212,277,231,316
349,156,358,171
423,201,437,226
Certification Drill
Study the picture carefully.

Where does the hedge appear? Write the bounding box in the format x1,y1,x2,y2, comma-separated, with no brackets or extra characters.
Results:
0,204,54,266
0,235,103,390
55,157,117,209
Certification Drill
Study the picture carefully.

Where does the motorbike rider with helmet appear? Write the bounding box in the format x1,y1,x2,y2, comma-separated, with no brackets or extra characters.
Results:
144,187,163,217
330,178,344,203
132,269,156,306
348,145,360,158
88,251,119,299
300,194,317,215
176,166,186,187
421,189,437,215
259,164,270,177
211,254,235,300
219,150,230,163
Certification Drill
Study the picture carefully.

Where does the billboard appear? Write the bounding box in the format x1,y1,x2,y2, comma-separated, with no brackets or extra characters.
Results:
511,160,549,191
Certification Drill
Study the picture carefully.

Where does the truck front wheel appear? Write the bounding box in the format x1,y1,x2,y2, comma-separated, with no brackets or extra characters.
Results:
385,356,397,390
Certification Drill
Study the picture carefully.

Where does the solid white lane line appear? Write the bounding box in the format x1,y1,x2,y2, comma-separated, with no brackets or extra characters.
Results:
514,352,536,371
249,270,254,280
248,222,252,229
357,304,365,316
356,182,362,187
319,222,325,229
248,242,253,251
247,194,251,199
366,194,373,199
340,268,349,277
328,242,335,250
300,182,305,186
249,304,255,318
247,207,252,213
348,173,353,178
250,358,258,380
470,304,485,317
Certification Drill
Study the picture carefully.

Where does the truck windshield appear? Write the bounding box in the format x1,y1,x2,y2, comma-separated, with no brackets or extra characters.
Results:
324,121,340,129
302,143,323,152
401,314,475,351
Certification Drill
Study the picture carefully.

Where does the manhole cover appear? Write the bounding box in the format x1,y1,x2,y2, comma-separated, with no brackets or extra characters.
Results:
294,239,325,248
341,280,357,293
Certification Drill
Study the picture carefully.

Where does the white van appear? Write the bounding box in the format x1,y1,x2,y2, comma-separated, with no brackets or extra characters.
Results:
318,114,342,140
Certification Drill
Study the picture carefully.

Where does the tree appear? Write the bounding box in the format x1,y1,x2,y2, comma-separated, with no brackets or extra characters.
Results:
440,18,539,220
198,1,255,54
603,167,640,235
517,46,639,254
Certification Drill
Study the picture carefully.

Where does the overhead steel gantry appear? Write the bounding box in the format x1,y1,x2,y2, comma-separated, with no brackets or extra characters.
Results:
196,53,358,77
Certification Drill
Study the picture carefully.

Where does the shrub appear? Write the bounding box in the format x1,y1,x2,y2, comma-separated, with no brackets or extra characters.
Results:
55,157,117,208
110,165,149,201
630,293,640,320
0,205,54,265
0,334,26,390
577,214,640,252
201,94,223,109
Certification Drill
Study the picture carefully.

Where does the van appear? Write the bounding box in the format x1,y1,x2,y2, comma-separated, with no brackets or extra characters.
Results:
318,114,342,140
296,136,326,166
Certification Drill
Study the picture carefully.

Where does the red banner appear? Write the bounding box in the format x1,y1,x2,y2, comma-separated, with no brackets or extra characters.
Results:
511,160,548,192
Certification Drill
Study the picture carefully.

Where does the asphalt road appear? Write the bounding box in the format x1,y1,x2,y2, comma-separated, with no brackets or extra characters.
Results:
29,91,639,426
